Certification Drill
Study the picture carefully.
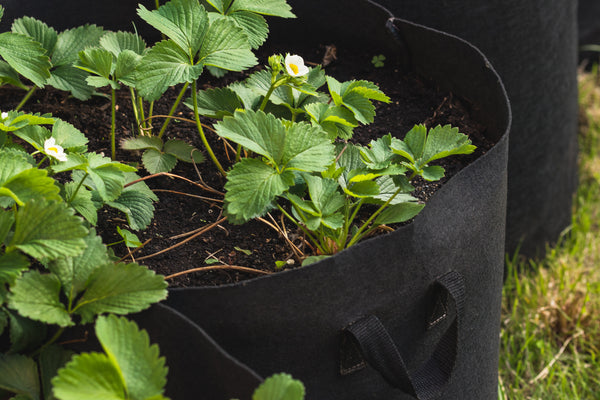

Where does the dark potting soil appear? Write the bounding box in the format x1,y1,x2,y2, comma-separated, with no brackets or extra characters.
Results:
0,43,495,287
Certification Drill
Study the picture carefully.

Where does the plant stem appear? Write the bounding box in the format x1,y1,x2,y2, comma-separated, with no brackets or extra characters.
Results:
158,81,189,139
259,83,277,112
277,204,325,254
15,86,37,111
346,187,403,248
69,172,89,204
110,87,117,160
136,90,148,131
192,80,226,175
339,199,363,249
129,87,143,135
36,155,48,168
31,327,65,357
235,144,242,162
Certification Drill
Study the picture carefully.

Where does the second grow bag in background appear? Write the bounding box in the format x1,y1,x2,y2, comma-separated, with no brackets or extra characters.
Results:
166,2,511,399
367,0,579,258
579,0,600,48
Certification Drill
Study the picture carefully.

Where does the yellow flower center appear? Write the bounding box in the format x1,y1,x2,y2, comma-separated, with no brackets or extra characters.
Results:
289,63,299,75
48,147,58,153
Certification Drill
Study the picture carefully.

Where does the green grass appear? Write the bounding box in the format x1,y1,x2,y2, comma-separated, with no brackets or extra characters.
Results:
498,70,600,399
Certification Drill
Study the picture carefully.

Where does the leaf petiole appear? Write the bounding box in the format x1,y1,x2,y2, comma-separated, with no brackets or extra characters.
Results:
158,81,190,139
192,80,226,175
15,86,37,112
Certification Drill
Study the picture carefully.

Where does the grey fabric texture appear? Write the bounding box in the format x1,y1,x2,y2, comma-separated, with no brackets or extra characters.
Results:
370,0,579,257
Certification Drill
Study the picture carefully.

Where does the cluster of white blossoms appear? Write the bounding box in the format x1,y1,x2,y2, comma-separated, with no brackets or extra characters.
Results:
44,137,68,162
284,54,309,77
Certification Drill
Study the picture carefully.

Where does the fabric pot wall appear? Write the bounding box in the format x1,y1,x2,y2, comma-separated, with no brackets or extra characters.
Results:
165,3,511,399
357,0,579,258
579,0,600,46
130,304,262,399
0,0,159,41
58,303,262,400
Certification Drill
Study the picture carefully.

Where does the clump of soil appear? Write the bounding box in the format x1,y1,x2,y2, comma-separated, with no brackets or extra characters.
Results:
0,42,495,287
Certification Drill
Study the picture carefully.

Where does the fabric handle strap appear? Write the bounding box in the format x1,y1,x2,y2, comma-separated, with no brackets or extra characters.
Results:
342,270,465,400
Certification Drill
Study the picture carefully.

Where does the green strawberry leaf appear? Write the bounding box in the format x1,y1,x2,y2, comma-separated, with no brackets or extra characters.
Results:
391,124,475,178
326,76,389,125
95,315,168,399
360,134,400,170
51,25,105,66
11,16,58,57
0,160,61,208
52,352,126,400
0,60,27,89
163,139,205,163
100,31,147,57
225,158,294,224
0,32,51,87
422,124,476,163
8,200,88,260
117,227,143,248
0,208,15,246
7,311,47,353
141,148,178,174
0,32,52,87
52,315,169,400
0,354,40,400
8,270,72,327
373,201,425,225
75,47,114,81
303,174,345,220
198,18,257,71
39,345,75,400
63,182,98,225
229,0,296,18
252,373,305,400
0,252,29,287
108,189,157,231
74,262,167,323
138,0,209,57
47,65,96,101
185,86,243,118
136,39,205,101
52,119,88,152
114,49,142,86
45,230,110,301
121,135,164,152
421,165,445,181
215,110,287,163
224,11,268,49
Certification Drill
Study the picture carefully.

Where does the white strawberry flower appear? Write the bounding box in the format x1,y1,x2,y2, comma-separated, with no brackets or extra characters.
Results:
285,54,309,77
44,137,68,162
1,112,8,120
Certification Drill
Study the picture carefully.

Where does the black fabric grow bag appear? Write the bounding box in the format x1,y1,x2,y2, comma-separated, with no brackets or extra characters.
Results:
56,303,262,400
164,3,511,399
130,303,262,399
0,0,159,41
359,0,579,258
579,0,600,47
